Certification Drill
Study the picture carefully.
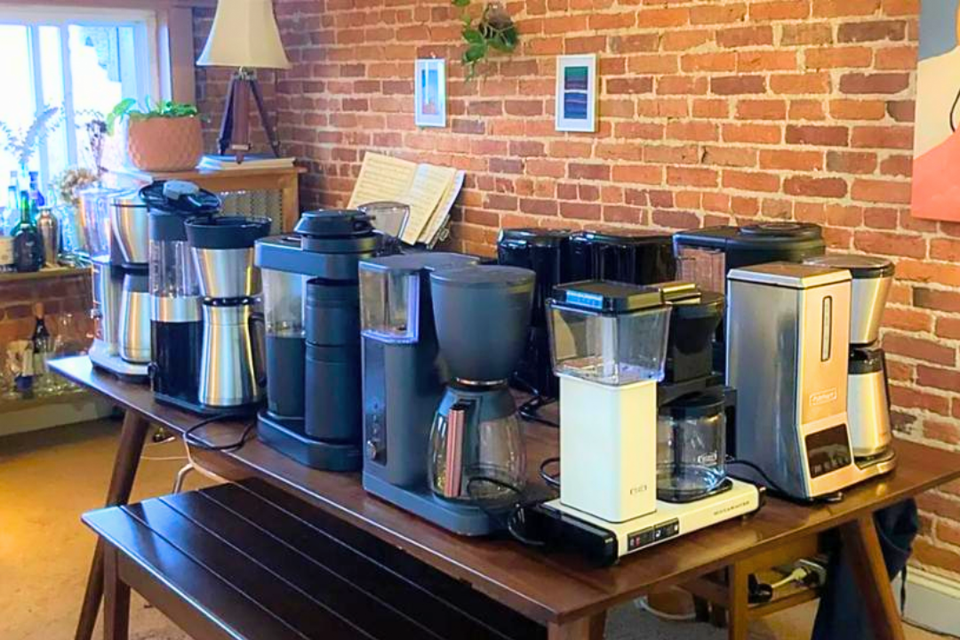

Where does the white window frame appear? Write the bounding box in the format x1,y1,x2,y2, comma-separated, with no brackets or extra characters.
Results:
0,5,169,186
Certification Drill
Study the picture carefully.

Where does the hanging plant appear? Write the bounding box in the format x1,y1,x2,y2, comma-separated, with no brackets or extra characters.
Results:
452,0,519,80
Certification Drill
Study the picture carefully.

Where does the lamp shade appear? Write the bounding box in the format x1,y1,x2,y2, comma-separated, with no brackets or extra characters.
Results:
197,0,291,70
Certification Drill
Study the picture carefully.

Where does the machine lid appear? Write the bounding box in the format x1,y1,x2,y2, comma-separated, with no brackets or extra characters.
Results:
498,228,573,248
294,210,375,238
111,190,146,209
804,254,895,279
551,280,664,313
727,262,851,289
430,264,535,290
359,252,479,275
185,216,272,249
673,223,824,251
140,180,221,216
849,347,885,374
661,389,726,420
671,291,725,319
574,229,672,246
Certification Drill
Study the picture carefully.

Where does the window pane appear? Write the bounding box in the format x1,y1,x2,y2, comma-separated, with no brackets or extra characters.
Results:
39,26,67,192
0,25,34,194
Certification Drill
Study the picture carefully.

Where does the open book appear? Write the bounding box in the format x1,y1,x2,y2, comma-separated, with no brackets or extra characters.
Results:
347,152,464,246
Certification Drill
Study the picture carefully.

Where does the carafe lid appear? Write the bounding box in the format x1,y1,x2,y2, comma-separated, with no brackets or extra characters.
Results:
574,229,672,246
661,389,726,420
430,265,535,290
140,180,221,216
551,280,664,313
185,216,272,250
295,210,375,238
805,254,894,279
112,190,146,209
740,222,821,239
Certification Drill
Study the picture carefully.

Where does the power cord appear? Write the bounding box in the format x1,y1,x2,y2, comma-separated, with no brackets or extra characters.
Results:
183,413,256,453
726,456,843,504
511,377,560,428
539,457,560,489
465,476,548,547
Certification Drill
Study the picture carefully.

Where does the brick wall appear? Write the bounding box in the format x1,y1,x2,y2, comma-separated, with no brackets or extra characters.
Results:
195,0,960,578
0,273,93,363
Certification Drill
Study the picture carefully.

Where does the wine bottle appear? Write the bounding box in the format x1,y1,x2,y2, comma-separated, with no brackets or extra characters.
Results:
31,302,51,386
12,189,43,272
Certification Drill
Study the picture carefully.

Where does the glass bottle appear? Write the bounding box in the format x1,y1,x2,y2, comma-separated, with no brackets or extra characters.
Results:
4,170,19,234
31,302,52,392
12,189,44,272
28,171,45,208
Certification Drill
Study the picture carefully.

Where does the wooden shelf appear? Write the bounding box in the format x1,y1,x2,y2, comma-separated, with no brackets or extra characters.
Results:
0,266,89,284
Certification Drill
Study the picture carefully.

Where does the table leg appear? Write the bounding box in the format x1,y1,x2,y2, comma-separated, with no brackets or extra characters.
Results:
839,516,906,640
547,612,607,640
727,563,749,640
103,545,130,640
75,411,150,640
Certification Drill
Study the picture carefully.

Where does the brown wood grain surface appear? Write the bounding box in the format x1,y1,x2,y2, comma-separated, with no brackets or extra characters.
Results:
52,355,960,626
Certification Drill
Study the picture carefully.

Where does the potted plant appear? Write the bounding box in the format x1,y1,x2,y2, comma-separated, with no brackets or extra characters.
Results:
107,99,203,172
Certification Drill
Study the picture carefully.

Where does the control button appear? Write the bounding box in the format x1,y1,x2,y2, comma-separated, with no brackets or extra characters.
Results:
365,439,381,461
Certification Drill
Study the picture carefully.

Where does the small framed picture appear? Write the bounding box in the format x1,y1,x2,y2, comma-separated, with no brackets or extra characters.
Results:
555,54,598,133
415,58,446,128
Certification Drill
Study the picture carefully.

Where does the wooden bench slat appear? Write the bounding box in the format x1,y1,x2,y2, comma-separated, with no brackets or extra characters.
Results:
221,479,546,640
83,507,308,640
123,500,376,640
157,491,452,640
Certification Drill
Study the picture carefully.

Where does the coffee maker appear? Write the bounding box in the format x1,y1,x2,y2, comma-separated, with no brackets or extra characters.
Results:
359,253,484,531
806,254,897,473
568,230,676,284
256,210,390,470
360,260,534,535
726,262,870,500
184,216,271,414
87,186,150,382
533,281,761,565
141,181,221,410
497,229,574,399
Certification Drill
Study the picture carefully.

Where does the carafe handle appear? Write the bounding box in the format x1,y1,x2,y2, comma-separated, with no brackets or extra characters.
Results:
249,311,267,388
441,401,472,499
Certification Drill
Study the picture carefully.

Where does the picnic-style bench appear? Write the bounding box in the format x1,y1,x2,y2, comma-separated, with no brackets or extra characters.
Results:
83,478,547,640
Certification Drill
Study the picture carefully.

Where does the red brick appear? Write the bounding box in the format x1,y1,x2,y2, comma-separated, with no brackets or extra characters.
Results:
785,124,849,146
770,73,831,94
826,150,878,174
884,334,956,366
931,238,960,262
711,76,767,95
607,77,654,95
569,163,610,181
723,170,781,193
750,1,811,20
716,26,774,48
737,51,797,72
883,307,932,332
838,20,906,42
889,385,951,415
783,176,848,198
724,123,782,144
781,23,834,46
917,366,960,393
937,318,960,340
737,99,787,120
851,178,912,204
839,72,910,94
915,289,960,314
681,52,737,73
853,230,926,258
690,2,747,24
875,45,918,70
611,164,663,185
829,99,888,120
665,121,718,142
666,167,718,188
813,0,880,16
653,209,700,229
805,46,874,69
760,149,824,171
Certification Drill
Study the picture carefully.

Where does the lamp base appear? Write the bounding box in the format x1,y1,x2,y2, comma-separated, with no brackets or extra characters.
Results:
217,71,282,163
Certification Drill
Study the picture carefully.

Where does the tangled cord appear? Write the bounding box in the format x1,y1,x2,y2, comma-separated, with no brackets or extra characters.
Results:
466,476,547,547
183,413,257,453
725,456,842,504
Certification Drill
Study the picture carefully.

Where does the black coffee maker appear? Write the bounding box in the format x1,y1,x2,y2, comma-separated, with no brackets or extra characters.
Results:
568,230,676,284
256,210,390,470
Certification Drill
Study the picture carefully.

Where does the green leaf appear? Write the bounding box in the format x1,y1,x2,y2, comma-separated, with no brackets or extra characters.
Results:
464,42,487,63
452,0,470,7
462,27,484,44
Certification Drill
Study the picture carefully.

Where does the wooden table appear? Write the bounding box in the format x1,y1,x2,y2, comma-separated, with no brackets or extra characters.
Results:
52,355,960,640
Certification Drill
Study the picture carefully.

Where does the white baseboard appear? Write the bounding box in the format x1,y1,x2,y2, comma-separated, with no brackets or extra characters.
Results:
894,567,960,637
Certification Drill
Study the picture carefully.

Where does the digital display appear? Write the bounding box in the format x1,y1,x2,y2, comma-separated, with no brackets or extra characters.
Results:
805,425,852,478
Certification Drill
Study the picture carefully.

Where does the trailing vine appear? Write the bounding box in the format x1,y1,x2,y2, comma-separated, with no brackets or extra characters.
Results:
452,0,519,79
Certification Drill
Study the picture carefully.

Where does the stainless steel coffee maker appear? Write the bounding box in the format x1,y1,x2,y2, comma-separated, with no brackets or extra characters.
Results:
185,216,271,414
86,186,150,381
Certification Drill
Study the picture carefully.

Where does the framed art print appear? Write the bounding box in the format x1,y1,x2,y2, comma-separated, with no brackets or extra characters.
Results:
415,58,446,128
555,54,597,133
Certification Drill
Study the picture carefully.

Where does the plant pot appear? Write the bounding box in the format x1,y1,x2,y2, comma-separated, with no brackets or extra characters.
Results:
126,116,203,172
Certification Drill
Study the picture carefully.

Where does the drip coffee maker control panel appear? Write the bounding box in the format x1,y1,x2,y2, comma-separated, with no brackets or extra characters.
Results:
627,518,680,551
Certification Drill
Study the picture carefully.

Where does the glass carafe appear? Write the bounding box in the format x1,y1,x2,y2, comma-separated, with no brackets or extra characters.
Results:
428,391,526,505
657,391,727,502
263,269,306,418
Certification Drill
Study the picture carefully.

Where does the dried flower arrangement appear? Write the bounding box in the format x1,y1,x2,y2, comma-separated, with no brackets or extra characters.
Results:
0,106,60,167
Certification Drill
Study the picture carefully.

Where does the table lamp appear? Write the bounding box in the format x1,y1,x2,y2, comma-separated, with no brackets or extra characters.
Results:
197,0,291,163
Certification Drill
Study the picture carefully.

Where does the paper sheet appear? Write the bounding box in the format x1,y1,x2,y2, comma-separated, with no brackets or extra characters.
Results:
349,153,463,246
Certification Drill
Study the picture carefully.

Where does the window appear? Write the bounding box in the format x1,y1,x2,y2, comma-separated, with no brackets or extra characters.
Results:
0,6,166,196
